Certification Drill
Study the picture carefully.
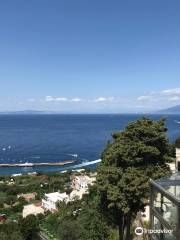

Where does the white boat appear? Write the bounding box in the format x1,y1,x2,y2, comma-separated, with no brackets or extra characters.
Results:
175,120,180,124
68,154,78,158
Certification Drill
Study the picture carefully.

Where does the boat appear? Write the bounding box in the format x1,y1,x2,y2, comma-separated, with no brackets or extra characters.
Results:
175,120,180,124
68,154,78,158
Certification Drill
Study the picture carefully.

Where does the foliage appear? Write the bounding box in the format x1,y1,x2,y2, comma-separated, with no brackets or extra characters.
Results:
19,214,40,240
0,216,40,240
175,137,180,148
42,193,111,240
57,219,81,240
0,222,23,240
78,203,110,240
96,118,172,240
0,172,73,220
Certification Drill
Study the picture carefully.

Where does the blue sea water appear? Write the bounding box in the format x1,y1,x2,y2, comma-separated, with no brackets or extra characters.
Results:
0,114,180,175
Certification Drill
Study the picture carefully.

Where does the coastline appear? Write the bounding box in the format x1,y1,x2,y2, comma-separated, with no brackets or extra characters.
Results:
0,159,101,176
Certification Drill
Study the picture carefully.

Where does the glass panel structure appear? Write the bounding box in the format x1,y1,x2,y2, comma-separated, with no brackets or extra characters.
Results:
150,172,180,240
161,195,177,228
153,216,161,240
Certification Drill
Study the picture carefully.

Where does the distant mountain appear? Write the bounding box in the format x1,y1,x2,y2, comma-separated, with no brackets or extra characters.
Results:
0,110,56,115
158,105,180,114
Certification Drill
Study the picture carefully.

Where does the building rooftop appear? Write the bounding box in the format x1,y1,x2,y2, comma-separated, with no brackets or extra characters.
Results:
17,192,37,200
70,188,88,200
44,192,68,202
23,203,44,218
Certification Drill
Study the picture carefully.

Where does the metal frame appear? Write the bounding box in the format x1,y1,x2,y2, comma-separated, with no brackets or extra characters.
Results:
150,179,180,240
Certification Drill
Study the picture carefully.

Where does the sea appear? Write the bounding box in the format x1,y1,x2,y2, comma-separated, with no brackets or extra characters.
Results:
0,114,180,175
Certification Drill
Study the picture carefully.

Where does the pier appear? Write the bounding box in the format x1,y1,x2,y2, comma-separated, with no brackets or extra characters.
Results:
0,160,77,168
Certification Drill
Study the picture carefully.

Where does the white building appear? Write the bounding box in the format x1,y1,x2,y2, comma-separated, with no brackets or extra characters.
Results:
70,174,96,200
23,204,44,218
176,148,180,170
69,188,86,200
42,192,69,212
72,175,96,190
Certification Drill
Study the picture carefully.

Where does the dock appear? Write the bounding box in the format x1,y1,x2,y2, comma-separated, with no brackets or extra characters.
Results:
0,160,77,168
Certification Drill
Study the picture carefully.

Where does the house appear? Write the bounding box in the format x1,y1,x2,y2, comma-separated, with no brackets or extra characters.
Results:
69,174,96,200
23,203,44,218
72,175,96,190
168,162,176,172
70,188,88,200
42,192,69,212
176,148,180,170
17,192,37,202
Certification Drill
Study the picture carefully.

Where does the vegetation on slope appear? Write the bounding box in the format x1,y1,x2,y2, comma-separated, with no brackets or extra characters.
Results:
0,118,175,240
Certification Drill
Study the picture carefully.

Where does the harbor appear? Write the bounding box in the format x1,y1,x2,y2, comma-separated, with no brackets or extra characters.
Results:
0,160,77,168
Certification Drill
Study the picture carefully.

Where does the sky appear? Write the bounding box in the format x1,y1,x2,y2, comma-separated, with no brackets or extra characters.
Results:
0,0,180,113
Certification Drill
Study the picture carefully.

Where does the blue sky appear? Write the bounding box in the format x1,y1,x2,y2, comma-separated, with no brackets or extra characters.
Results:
0,0,180,113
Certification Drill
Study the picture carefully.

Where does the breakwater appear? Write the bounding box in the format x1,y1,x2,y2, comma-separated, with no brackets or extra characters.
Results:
0,160,76,168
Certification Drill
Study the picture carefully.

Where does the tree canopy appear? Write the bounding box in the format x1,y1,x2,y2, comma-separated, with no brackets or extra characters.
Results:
175,137,180,148
19,214,40,240
96,117,172,240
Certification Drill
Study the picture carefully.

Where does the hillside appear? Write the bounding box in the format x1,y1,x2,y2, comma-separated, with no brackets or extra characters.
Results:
158,105,180,114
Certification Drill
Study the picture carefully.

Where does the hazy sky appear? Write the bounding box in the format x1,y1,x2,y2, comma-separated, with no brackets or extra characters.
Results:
0,0,180,113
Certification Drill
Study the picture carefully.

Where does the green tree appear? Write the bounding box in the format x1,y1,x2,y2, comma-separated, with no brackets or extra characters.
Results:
5,195,16,206
20,214,40,240
175,137,180,148
44,213,59,234
58,219,81,240
78,204,110,240
0,222,23,240
96,118,171,240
